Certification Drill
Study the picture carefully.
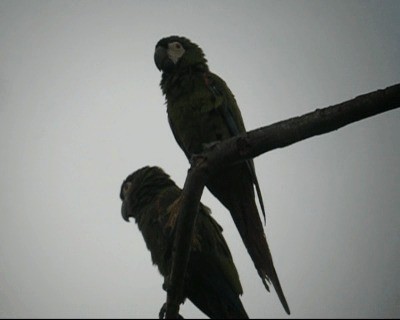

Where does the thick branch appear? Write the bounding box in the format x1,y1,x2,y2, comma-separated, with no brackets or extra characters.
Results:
164,83,400,318
209,83,400,166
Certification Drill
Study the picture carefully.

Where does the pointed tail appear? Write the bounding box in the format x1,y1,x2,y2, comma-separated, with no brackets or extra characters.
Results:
207,167,290,314
243,207,291,315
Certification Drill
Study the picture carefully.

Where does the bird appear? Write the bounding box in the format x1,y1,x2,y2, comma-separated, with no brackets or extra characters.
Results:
154,35,290,315
120,166,249,319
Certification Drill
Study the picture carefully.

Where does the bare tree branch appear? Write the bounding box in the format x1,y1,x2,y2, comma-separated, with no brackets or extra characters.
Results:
164,83,400,319
164,167,207,319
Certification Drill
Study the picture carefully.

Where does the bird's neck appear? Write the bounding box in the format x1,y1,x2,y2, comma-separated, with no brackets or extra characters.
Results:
160,63,209,96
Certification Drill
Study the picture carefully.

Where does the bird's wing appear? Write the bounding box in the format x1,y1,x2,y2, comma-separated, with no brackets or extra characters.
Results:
186,204,248,318
205,72,266,223
163,193,243,296
168,115,191,159
197,204,243,294
162,192,248,318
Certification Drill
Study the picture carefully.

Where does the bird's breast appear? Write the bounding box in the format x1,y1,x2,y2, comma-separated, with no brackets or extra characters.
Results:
167,89,230,155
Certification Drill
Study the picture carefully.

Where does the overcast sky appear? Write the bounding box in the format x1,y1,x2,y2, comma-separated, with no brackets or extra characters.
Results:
0,0,399,318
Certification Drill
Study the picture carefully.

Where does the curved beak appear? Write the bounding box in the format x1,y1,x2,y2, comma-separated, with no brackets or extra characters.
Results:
121,201,130,222
154,46,168,71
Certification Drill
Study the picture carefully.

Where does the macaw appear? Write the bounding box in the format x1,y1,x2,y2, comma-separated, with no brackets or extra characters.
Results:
120,166,249,319
154,36,290,314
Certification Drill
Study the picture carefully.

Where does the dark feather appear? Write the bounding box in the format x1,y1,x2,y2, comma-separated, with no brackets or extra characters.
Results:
155,36,290,314
121,166,249,319
205,73,266,224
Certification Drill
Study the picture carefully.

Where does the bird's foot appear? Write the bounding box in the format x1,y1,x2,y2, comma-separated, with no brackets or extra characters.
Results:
202,140,221,151
188,153,207,167
159,303,167,319
158,302,185,319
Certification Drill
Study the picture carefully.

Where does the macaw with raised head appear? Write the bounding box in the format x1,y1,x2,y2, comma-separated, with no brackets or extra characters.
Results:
154,36,290,315
120,166,249,319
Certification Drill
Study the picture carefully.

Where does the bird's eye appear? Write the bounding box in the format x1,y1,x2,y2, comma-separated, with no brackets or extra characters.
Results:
175,43,181,49
123,182,132,193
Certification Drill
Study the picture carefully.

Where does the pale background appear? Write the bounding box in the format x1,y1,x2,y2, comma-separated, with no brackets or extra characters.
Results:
0,0,399,318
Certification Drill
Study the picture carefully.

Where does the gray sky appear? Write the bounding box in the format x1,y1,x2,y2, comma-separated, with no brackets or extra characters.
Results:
1,0,399,318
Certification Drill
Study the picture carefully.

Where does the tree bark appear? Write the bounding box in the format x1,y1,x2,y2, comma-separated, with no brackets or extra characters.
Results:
164,83,400,319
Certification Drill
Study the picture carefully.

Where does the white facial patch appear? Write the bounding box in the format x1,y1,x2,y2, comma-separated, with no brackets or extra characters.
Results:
167,42,186,64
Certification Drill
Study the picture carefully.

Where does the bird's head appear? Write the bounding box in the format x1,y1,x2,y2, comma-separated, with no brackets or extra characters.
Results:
154,35,208,72
120,166,174,222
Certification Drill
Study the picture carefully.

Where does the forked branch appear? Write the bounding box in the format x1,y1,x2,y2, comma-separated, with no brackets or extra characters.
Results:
164,83,400,319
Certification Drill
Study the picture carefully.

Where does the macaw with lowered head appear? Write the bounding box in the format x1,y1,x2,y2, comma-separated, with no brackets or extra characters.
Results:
120,166,249,319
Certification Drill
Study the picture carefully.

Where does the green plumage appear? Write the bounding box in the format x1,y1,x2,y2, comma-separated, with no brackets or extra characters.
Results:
154,36,290,315
120,166,248,319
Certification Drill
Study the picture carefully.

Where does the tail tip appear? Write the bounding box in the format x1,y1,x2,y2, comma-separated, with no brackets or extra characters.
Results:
283,303,291,315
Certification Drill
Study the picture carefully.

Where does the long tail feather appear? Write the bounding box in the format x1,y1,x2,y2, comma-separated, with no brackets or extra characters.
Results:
207,166,290,314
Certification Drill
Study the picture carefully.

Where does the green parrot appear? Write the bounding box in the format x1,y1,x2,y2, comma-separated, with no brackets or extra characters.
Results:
154,36,290,315
120,166,249,319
